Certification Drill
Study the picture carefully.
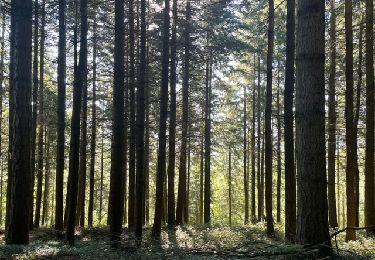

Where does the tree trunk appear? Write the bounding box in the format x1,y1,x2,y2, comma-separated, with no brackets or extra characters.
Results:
276,70,281,224
0,6,4,229
66,0,87,245
6,0,33,244
228,151,232,225
265,0,274,236
295,0,330,249
99,134,104,224
176,0,191,225
344,0,358,242
284,0,296,242
244,84,249,225
109,0,126,242
135,0,146,239
251,53,256,223
199,114,204,225
55,0,66,234
88,10,98,228
42,133,50,226
364,0,375,235
34,0,46,228
327,0,338,229
257,55,262,222
152,0,170,238
167,0,178,228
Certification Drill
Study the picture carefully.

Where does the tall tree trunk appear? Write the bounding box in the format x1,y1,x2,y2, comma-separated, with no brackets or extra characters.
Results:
144,45,150,226
0,1,5,229
127,0,136,230
152,0,170,238
42,133,50,226
228,151,232,225
6,0,33,244
99,134,104,224
364,0,375,235
265,0,274,235
88,10,98,228
243,84,249,225
30,0,39,229
34,0,46,228
257,54,262,222
185,134,191,224
284,0,296,242
55,0,66,234
167,0,178,228
295,0,330,249
276,70,281,223
204,47,212,224
176,0,191,225
109,0,126,242
344,0,358,242
135,0,146,239
327,0,338,229
199,114,204,225
66,0,88,245
337,145,341,227
251,54,256,223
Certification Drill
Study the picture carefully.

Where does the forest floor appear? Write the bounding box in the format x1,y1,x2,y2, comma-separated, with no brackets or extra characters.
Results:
0,224,374,259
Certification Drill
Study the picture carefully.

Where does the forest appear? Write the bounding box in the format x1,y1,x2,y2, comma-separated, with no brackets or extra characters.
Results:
1,0,375,258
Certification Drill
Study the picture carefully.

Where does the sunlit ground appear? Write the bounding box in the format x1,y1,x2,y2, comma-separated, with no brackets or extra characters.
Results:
0,224,374,259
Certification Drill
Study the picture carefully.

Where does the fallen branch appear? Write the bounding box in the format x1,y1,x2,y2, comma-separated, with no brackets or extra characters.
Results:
330,225,375,238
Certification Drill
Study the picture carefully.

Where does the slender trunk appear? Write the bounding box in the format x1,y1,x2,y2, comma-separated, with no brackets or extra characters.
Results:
66,0,88,245
284,0,296,242
152,0,170,238
34,0,46,228
295,0,330,249
276,70,281,223
364,0,375,235
344,0,357,241
167,0,178,227
0,2,5,229
55,0,66,234
185,135,191,223
109,0,126,241
244,84,249,225
88,11,98,228
176,0,191,225
327,0,338,229
251,54,256,223
99,134,104,224
6,0,33,244
199,115,204,225
337,145,340,227
257,55,262,222
42,133,50,226
228,151,232,225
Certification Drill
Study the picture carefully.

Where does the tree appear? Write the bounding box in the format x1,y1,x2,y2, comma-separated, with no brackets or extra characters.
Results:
55,0,66,234
295,0,330,249
364,0,375,235
152,0,170,238
250,54,256,222
66,0,88,245
109,0,126,242
135,0,147,238
176,0,191,225
276,70,281,224
167,0,178,228
243,84,249,225
327,0,338,229
6,0,33,245
265,0,274,236
344,0,358,242
284,0,296,242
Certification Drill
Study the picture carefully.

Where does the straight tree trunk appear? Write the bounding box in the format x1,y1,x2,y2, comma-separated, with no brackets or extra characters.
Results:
199,116,204,225
42,133,50,226
228,151,232,225
30,0,39,229
167,0,178,228
88,10,98,228
127,0,136,230
265,0,275,235
152,0,170,238
176,0,191,225
204,47,212,224
276,70,281,223
243,84,249,225
344,0,358,241
99,134,104,224
327,0,338,229
251,54,256,223
55,0,66,234
135,0,146,238
185,135,191,223
34,0,46,228
364,0,375,235
0,6,4,229
257,55,262,222
66,0,88,245
295,0,331,249
6,0,33,244
284,0,296,242
109,0,126,241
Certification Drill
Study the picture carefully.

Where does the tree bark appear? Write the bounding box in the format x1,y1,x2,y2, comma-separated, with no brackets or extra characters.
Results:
295,0,330,249
284,0,296,242
42,133,50,226
251,53,256,223
152,0,170,238
244,84,249,225
276,70,281,224
364,0,375,235
228,151,232,225
6,0,33,245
